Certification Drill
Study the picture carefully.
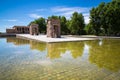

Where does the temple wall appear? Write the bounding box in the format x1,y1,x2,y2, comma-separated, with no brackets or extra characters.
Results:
6,25,38,34
30,24,39,35
6,29,16,33
47,19,61,38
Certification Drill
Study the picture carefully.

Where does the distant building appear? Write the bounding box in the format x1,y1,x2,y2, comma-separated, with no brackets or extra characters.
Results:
47,19,61,38
30,24,39,35
6,24,39,35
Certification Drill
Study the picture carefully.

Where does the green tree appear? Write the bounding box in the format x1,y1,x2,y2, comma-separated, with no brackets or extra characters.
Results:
90,2,106,35
48,15,59,19
85,23,95,35
69,12,85,35
29,17,46,33
89,1,120,36
59,16,70,34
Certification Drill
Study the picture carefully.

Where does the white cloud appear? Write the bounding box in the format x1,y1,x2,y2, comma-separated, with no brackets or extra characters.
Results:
2,19,18,22
29,6,91,23
51,6,91,24
83,13,90,24
36,9,46,12
51,7,74,12
29,14,42,19
84,16,90,24
51,6,90,13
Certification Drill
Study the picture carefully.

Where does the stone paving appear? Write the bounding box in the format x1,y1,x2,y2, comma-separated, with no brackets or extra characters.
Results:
36,65,120,80
16,34,97,43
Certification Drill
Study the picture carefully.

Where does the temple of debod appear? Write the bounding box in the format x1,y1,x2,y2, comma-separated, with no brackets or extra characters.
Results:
6,19,61,38
6,18,97,43
47,19,61,38
6,24,39,35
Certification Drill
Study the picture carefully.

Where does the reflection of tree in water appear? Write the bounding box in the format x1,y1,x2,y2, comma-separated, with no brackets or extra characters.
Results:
87,39,120,72
68,42,84,58
30,40,46,51
7,37,30,45
6,37,85,59
6,37,46,51
47,42,84,59
47,43,67,59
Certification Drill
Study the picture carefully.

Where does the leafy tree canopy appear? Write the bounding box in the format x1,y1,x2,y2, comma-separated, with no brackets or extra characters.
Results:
89,0,120,36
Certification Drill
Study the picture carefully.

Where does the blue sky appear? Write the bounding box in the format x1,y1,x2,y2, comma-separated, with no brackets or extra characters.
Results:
0,0,111,32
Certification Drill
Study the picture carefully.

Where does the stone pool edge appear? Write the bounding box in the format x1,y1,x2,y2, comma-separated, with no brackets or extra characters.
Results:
16,34,98,43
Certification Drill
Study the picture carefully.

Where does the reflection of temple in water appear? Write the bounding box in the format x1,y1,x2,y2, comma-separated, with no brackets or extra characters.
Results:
6,37,46,51
6,37,85,59
6,37,120,72
7,37,30,45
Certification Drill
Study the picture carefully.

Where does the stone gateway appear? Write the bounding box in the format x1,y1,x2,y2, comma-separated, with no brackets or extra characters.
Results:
30,24,39,35
47,19,61,38
6,24,39,35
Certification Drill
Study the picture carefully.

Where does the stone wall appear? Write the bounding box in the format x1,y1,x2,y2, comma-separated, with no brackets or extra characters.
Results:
6,24,39,35
30,24,39,35
13,26,29,34
6,29,16,33
47,19,61,38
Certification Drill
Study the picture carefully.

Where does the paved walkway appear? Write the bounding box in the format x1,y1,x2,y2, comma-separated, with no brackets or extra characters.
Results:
16,34,97,43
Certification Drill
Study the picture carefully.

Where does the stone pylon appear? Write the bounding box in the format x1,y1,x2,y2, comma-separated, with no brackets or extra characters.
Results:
47,19,61,38
30,24,39,35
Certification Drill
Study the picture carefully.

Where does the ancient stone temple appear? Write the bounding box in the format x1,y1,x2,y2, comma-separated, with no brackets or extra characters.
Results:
6,24,39,35
47,19,61,38
6,26,29,34
30,24,39,35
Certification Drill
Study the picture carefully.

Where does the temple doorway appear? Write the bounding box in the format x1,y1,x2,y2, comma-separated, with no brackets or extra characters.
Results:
47,19,61,38
53,25,58,38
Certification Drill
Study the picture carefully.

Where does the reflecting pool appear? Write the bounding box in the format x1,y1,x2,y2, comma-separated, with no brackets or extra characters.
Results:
0,37,120,80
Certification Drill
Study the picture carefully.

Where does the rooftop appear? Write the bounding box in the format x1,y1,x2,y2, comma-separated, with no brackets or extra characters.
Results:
13,26,28,28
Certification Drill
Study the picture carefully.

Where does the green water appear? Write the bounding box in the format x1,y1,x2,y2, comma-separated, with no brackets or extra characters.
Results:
0,37,120,80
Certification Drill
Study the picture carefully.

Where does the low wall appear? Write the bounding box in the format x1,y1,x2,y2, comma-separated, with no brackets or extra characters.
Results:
0,33,16,37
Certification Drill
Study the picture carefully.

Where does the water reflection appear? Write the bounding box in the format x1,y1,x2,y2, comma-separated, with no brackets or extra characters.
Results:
87,39,120,72
7,37,84,59
6,37,120,72
47,42,84,59
7,37,29,45
30,40,46,51
7,37,46,51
